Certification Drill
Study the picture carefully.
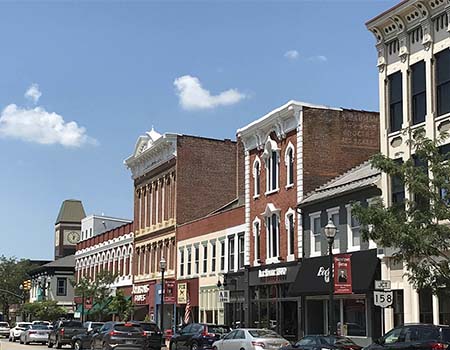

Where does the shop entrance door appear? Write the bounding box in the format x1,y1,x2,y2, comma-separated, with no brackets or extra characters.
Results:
307,300,325,335
281,301,298,343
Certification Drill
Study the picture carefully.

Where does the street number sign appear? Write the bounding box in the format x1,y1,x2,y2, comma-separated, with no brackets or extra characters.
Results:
374,291,393,308
218,290,230,303
375,280,391,290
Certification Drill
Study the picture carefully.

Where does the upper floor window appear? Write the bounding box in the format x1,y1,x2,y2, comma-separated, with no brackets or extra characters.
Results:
179,249,185,277
328,209,340,251
285,143,295,187
411,60,426,124
346,204,361,250
194,246,200,274
311,214,321,255
286,212,295,256
266,213,280,259
253,158,261,198
436,49,450,117
57,278,67,296
389,71,403,132
262,137,280,193
220,240,225,271
238,233,245,270
187,248,192,275
211,241,216,273
229,236,235,271
203,244,208,274
253,219,261,262
392,159,405,207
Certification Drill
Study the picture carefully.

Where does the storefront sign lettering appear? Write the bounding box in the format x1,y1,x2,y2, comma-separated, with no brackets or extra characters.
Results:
133,285,149,294
334,254,352,294
134,294,147,302
317,266,330,283
258,267,288,278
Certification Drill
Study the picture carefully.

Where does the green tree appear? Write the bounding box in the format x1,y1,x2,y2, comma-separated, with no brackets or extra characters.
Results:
108,290,133,321
0,256,34,321
352,129,450,293
22,301,65,321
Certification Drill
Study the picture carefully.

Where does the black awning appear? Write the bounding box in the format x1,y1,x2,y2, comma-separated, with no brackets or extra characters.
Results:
288,249,380,296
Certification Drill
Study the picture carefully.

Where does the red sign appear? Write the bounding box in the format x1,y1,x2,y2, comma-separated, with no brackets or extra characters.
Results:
334,254,352,294
165,281,176,303
84,297,93,310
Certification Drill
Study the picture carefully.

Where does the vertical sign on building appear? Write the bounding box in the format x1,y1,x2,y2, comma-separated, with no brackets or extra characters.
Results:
334,254,352,294
178,282,187,304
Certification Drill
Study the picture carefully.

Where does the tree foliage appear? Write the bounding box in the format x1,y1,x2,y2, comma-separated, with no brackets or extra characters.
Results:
21,301,65,322
109,289,133,321
0,256,34,321
352,129,450,293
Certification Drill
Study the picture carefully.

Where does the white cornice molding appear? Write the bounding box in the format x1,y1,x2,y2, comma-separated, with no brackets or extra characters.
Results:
75,233,134,257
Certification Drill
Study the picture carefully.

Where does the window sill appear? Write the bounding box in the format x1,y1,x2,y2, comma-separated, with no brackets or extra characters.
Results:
265,188,280,196
387,129,402,137
253,195,260,200
436,111,450,122
285,184,294,190
310,251,321,258
347,246,361,253
411,121,426,129
253,260,260,266
265,257,280,264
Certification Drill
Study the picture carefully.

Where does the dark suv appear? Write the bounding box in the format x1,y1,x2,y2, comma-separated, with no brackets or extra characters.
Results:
365,324,450,350
169,323,231,350
130,321,162,350
91,322,147,350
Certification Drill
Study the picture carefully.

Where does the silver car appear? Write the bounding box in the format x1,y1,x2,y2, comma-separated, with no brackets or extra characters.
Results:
0,321,10,338
20,324,51,345
9,322,31,342
212,328,290,350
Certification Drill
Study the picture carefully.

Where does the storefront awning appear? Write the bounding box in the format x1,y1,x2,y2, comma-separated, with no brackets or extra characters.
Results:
288,249,379,296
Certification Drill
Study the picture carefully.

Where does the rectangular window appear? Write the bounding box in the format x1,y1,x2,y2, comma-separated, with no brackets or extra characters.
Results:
238,234,245,269
330,212,340,250
203,244,208,274
436,49,450,117
194,246,199,274
229,237,235,271
391,159,405,206
220,241,225,271
343,298,366,336
393,290,404,327
211,242,216,273
411,60,427,124
57,278,67,296
438,289,450,324
271,151,277,190
313,216,321,253
254,222,261,261
179,249,185,277
419,288,433,324
389,71,403,132
266,214,279,259
351,215,360,247
187,248,192,275
413,155,429,211
288,214,295,255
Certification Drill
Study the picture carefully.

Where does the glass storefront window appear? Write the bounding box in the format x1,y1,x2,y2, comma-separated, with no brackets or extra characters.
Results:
343,298,366,336
419,289,433,324
438,290,450,325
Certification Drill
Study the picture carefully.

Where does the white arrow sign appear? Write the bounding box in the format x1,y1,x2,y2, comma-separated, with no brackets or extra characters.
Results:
374,291,393,308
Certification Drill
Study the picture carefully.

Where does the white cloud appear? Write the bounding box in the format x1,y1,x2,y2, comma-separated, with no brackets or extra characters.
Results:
284,50,299,60
24,83,42,104
0,104,97,147
308,55,328,62
174,75,246,110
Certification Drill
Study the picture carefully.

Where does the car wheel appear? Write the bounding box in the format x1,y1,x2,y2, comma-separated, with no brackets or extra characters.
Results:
74,340,83,350
191,342,199,350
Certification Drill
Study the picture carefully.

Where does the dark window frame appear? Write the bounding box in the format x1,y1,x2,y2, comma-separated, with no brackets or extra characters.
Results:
56,277,67,296
389,71,403,132
436,49,450,117
411,60,427,124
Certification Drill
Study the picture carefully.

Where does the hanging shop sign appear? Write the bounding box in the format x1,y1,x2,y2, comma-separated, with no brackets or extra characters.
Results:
165,281,176,303
178,282,187,304
334,254,352,294
218,290,230,303
132,284,149,305
250,264,300,286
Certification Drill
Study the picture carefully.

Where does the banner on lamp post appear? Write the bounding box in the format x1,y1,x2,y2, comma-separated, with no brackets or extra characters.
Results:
334,254,352,294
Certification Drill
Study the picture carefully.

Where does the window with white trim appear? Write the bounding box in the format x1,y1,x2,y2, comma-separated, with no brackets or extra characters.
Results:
179,248,185,276
351,214,360,247
203,244,208,274
263,137,280,193
57,278,67,296
194,245,200,274
238,233,245,270
253,158,261,198
287,212,295,256
229,236,235,271
220,240,225,271
187,247,192,275
253,218,261,262
285,143,295,187
327,209,340,251
211,241,216,273
310,213,321,255
266,213,280,259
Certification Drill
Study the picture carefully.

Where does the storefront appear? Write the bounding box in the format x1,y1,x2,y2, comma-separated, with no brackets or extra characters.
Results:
132,281,155,321
155,279,176,331
223,270,246,329
248,262,301,343
289,249,381,346
175,278,199,327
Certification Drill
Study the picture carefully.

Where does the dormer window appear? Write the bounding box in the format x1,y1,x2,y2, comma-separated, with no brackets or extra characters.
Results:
262,137,280,194
253,157,261,198
285,142,295,187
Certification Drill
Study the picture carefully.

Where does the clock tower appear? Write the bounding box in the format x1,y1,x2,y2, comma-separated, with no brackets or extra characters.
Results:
54,199,86,260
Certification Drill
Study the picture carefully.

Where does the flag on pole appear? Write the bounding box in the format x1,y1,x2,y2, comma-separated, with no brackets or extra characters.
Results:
184,293,191,324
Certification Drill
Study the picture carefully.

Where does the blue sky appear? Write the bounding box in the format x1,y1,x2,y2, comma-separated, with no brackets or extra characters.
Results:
0,0,397,260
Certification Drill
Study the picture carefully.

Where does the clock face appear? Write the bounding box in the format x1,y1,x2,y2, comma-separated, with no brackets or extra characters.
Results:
67,231,80,244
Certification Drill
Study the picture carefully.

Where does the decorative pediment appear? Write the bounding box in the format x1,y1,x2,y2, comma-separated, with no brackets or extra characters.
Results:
261,203,280,217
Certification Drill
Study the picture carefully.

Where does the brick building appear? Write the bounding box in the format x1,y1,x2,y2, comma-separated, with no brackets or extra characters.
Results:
124,128,240,330
231,100,380,339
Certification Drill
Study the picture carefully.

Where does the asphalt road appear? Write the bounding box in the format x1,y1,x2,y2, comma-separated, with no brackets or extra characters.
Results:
0,338,73,350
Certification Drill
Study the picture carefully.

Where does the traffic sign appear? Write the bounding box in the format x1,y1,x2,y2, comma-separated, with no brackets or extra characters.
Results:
375,280,391,290
374,291,393,308
218,290,230,303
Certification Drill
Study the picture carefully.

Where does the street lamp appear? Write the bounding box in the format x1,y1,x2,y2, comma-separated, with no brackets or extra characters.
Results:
37,276,52,301
324,219,337,335
159,257,167,340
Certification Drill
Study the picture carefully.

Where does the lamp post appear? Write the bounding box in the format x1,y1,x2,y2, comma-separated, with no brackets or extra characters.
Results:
159,257,167,340
37,276,52,301
324,219,337,335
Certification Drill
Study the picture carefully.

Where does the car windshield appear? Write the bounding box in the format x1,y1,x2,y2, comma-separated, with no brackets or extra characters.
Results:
325,337,357,346
114,325,142,332
208,326,230,334
249,330,282,339
0,322,9,327
139,324,160,332
62,321,83,328
31,325,49,330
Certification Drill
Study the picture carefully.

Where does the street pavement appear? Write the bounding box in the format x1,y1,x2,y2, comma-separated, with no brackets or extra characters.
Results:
0,338,72,350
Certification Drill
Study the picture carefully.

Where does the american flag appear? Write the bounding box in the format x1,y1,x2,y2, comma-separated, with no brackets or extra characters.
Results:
184,293,191,324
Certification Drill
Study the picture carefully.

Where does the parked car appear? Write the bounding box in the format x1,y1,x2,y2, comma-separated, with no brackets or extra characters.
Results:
19,324,52,345
280,335,362,350
91,321,147,350
48,319,86,348
130,321,163,350
33,320,52,328
9,322,32,342
72,327,103,350
170,323,232,350
83,321,104,333
0,321,10,338
364,324,450,350
212,328,290,350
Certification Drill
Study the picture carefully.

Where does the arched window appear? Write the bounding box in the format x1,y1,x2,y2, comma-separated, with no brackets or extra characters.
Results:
262,137,280,193
253,217,261,263
285,143,295,187
285,209,296,257
253,157,261,197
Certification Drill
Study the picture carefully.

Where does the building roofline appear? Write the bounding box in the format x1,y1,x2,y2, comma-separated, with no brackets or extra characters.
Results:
365,0,410,27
